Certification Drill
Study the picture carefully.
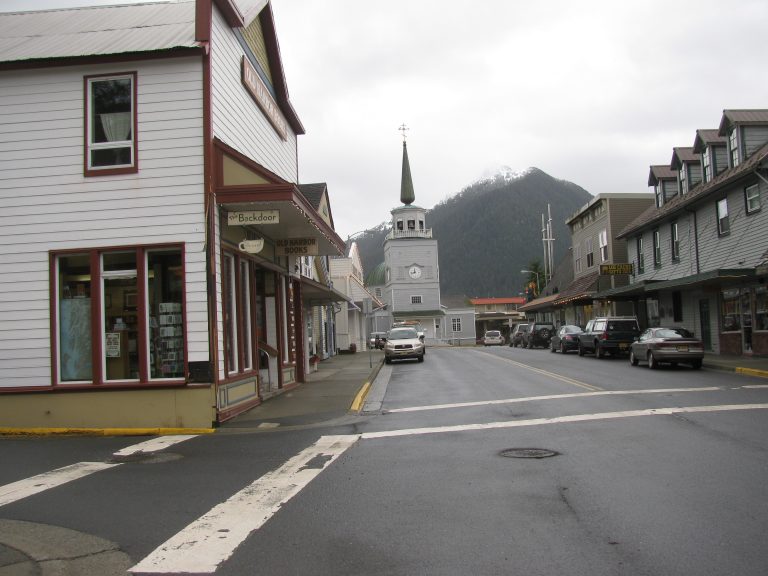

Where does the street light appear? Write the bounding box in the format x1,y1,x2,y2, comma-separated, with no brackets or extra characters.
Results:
520,269,540,295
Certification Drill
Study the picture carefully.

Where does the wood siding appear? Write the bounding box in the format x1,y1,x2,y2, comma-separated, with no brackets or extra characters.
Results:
0,57,206,389
743,126,768,159
210,7,298,183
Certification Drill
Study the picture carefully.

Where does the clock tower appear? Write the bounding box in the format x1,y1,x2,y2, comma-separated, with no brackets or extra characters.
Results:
382,129,443,340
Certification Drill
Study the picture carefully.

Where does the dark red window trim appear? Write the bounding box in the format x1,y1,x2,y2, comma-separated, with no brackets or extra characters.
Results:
49,243,186,389
83,71,139,177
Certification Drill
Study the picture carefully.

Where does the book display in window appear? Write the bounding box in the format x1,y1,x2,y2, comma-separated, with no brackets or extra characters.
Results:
152,302,183,378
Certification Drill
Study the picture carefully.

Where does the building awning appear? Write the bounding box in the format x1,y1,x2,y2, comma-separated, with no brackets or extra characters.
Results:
553,271,600,306
645,268,755,292
518,293,560,312
594,280,659,300
217,184,345,256
300,276,350,306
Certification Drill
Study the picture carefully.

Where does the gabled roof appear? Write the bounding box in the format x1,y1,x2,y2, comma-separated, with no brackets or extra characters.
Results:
0,1,199,64
670,147,699,170
648,165,677,186
552,271,600,306
298,182,335,230
619,141,768,239
719,109,768,136
692,129,726,154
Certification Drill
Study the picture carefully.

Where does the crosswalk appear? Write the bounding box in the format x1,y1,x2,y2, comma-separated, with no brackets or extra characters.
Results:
3,389,768,574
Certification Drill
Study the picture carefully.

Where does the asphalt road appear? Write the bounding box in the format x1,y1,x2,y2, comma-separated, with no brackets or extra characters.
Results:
2,346,768,575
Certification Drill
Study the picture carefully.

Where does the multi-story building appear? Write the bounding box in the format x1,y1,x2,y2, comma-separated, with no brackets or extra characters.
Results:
0,0,345,429
551,193,654,326
611,109,768,355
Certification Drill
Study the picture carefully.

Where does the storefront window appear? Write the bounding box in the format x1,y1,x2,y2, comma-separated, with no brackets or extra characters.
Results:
58,254,93,382
240,260,252,371
646,299,660,327
148,249,184,379
721,289,741,331
103,251,139,381
224,254,238,374
756,287,768,331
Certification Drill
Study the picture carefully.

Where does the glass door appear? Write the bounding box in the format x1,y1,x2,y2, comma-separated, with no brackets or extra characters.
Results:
102,252,139,381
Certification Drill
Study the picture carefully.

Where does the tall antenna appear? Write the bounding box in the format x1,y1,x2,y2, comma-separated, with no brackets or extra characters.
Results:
541,204,555,285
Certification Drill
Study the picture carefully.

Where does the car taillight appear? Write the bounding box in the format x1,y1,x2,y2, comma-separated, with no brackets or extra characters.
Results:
599,332,608,340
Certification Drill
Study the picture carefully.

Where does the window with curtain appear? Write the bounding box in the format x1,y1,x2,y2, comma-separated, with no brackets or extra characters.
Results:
745,183,761,214
717,198,730,235
85,73,137,173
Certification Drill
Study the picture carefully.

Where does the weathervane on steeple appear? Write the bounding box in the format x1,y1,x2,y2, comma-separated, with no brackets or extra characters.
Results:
398,123,409,142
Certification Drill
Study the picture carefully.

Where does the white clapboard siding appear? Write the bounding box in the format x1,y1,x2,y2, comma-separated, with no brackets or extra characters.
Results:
210,6,298,183
0,56,208,388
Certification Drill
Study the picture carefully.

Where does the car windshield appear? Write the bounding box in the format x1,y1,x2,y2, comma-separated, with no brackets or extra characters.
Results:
388,328,418,340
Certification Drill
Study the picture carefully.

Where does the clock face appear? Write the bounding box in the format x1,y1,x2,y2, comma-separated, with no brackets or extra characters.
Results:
408,265,422,279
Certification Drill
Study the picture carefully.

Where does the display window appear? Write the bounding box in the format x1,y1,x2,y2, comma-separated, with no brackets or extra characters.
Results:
53,245,185,386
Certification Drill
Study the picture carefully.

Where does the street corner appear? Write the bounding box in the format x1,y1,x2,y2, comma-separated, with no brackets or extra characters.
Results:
0,519,132,576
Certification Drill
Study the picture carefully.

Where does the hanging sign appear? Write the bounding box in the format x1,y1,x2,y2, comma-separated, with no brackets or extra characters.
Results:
600,263,633,275
227,210,280,225
276,238,318,256
238,239,264,253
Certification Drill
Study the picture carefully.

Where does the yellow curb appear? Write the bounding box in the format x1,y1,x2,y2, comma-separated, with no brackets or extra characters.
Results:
0,427,215,437
736,367,768,379
350,381,372,412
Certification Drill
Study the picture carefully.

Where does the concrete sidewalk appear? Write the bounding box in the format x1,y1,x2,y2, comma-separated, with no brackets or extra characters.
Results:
221,349,385,430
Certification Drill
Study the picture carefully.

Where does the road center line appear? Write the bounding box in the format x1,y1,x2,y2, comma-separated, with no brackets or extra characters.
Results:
129,434,359,575
475,349,603,391
363,403,768,439
388,387,722,413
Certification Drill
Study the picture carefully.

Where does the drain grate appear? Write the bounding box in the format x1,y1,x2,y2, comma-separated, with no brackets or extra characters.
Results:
499,448,559,459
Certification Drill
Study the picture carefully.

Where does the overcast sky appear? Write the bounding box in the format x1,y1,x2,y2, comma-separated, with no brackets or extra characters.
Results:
5,0,768,239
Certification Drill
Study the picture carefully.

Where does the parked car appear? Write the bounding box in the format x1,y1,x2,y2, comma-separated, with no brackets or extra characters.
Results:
578,316,640,358
550,324,583,353
523,322,555,349
482,330,504,346
392,321,424,341
629,327,704,369
509,323,530,347
369,331,387,349
384,327,425,364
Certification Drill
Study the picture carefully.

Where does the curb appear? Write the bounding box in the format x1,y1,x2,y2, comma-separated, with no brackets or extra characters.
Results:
349,358,385,413
0,427,215,437
735,367,768,379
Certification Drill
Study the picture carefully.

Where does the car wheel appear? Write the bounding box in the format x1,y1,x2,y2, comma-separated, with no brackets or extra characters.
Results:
691,359,702,370
417,354,424,363
648,351,658,369
550,341,556,353
578,343,584,356
561,342,567,354
629,350,639,366
385,357,391,364
595,343,603,358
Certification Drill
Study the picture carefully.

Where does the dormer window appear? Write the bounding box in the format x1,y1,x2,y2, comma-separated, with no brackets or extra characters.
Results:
679,166,688,195
655,184,664,208
729,129,740,168
702,148,712,182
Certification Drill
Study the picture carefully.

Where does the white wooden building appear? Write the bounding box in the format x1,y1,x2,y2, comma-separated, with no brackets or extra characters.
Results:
0,0,345,429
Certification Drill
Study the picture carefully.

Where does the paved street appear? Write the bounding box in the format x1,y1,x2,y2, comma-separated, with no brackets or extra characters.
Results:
2,346,768,575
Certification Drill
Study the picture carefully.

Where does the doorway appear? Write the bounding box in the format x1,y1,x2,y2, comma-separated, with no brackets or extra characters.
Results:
699,299,712,351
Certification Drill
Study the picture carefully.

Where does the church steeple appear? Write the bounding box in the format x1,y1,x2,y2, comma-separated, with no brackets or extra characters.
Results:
399,124,415,206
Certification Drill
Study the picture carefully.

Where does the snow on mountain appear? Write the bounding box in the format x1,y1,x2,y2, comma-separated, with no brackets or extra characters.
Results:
475,165,534,186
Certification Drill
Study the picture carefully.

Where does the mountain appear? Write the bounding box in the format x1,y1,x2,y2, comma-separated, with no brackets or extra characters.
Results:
354,167,593,298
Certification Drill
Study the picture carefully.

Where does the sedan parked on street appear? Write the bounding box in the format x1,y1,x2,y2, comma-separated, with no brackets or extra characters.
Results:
384,327,425,364
482,330,504,346
550,325,583,353
629,327,704,369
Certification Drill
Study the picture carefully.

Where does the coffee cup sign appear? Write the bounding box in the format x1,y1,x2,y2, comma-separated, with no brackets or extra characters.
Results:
275,238,318,256
239,239,264,253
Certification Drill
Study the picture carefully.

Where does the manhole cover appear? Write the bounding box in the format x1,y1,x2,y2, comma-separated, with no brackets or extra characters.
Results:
499,448,559,459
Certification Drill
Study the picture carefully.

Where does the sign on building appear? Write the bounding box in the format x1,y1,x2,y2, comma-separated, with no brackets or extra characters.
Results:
275,238,318,256
600,263,633,275
227,210,280,225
